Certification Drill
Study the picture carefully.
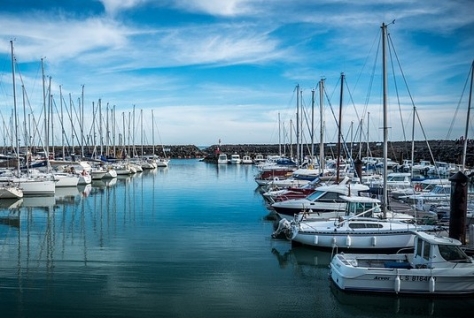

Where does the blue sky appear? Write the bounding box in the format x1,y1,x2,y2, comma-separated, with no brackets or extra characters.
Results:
0,0,473,147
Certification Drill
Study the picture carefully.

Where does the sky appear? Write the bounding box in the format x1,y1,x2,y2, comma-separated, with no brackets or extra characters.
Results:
0,0,473,148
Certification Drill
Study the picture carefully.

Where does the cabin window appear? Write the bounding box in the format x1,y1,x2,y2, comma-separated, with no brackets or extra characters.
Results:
318,192,343,202
365,223,383,229
439,245,470,262
348,223,383,229
348,223,366,229
416,237,423,257
423,241,430,260
306,191,325,201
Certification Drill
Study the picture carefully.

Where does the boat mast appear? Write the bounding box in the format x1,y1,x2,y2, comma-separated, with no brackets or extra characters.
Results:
382,22,389,217
152,110,155,156
410,104,416,180
112,105,116,157
462,60,474,172
10,40,20,176
22,85,28,169
81,85,85,159
296,84,300,164
336,72,344,184
311,88,315,166
99,98,103,157
60,85,65,160
319,79,325,174
10,40,19,176
278,112,281,156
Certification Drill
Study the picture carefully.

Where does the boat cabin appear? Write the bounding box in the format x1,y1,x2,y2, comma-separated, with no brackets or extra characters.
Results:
411,231,472,268
340,195,381,218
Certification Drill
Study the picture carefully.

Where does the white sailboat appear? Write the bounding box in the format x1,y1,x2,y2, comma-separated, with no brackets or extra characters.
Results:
272,23,437,251
1,41,55,196
0,182,23,199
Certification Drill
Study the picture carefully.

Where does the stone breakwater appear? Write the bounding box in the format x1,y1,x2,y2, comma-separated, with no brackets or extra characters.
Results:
14,139,474,166
199,139,474,167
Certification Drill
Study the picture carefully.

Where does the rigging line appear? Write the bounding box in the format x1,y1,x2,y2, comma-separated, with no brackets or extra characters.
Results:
16,70,48,151
387,32,419,140
361,33,381,144
344,77,360,121
324,76,342,138
414,108,438,170
50,96,74,151
351,27,381,98
15,63,43,146
387,33,407,143
445,64,472,140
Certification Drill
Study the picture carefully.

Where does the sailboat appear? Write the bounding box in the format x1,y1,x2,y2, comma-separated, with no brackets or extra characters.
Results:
272,23,440,251
0,182,23,199
0,41,55,196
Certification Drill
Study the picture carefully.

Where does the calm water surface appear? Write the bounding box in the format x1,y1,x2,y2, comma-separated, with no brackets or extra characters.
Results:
1,159,473,317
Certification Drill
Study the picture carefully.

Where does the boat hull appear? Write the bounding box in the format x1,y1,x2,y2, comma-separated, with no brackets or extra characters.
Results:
330,254,474,295
292,230,415,250
19,180,55,196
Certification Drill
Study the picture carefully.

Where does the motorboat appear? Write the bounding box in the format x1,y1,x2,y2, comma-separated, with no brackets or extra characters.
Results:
390,178,449,199
262,177,321,203
399,183,451,206
272,195,426,251
241,155,253,164
330,231,474,295
230,153,242,164
271,177,370,219
217,153,228,164
367,172,412,192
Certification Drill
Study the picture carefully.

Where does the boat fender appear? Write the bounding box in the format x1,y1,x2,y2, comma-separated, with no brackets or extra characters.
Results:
429,276,435,293
395,274,401,293
371,236,377,246
345,235,351,247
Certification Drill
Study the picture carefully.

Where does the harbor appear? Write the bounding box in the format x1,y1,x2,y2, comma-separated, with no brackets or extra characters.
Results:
1,159,474,317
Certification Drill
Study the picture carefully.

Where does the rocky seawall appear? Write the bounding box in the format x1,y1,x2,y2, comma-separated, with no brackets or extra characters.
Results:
8,139,473,167
199,139,474,167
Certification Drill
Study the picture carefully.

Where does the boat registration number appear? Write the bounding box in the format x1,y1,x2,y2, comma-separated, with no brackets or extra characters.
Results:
401,276,433,282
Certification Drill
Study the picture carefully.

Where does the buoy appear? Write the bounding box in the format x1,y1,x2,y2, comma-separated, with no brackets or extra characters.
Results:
345,235,352,247
395,275,401,293
429,276,436,293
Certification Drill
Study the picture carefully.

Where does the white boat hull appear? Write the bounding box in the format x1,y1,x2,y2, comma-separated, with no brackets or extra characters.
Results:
330,253,474,295
54,175,80,187
292,229,415,250
19,180,55,196
0,184,24,199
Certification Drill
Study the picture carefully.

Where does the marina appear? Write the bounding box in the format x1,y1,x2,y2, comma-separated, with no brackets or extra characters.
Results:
1,159,474,317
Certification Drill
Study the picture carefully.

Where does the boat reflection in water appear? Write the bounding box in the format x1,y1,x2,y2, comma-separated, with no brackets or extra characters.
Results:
91,177,118,189
329,281,474,317
271,244,333,268
0,198,22,228
22,195,56,207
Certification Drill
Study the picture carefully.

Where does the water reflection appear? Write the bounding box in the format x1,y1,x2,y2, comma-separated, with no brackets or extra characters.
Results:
329,282,474,317
1,160,472,317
